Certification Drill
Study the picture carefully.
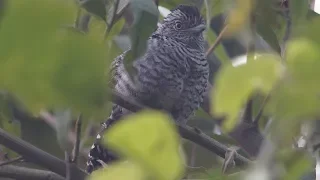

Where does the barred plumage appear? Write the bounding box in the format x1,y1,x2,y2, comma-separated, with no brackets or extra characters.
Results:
86,5,209,173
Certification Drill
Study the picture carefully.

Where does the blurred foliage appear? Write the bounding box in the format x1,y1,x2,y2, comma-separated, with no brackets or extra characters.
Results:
123,0,159,78
89,161,146,180
212,54,283,131
277,149,312,180
80,0,107,21
0,0,319,180
96,110,184,180
224,0,254,37
0,0,109,116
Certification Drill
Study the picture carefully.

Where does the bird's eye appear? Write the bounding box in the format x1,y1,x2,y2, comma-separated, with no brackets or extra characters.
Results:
175,21,182,30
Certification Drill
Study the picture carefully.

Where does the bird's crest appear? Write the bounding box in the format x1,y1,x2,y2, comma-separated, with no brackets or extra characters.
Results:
171,5,200,18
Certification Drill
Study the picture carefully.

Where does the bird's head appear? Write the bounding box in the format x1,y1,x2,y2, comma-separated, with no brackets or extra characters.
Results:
156,5,206,49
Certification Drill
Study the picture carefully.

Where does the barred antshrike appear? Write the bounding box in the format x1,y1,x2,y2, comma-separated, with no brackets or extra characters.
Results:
86,5,209,173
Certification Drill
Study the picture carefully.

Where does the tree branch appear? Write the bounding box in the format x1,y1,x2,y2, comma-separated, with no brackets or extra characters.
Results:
0,165,65,180
109,90,251,167
0,156,23,167
0,128,87,180
0,87,251,180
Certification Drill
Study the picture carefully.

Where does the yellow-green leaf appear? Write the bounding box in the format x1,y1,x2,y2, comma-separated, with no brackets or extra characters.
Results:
103,110,185,180
212,54,283,131
89,161,146,180
286,38,320,94
277,149,312,180
0,0,109,115
224,0,254,37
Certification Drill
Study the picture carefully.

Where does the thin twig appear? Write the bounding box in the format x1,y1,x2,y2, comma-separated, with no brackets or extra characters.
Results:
205,25,228,58
0,156,23,167
65,152,71,180
187,144,197,179
222,146,239,174
190,144,197,167
72,114,82,164
203,0,211,36
39,111,56,128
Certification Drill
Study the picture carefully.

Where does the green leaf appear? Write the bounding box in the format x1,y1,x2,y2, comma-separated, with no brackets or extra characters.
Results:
103,110,185,180
277,149,312,180
286,38,320,93
255,0,285,49
265,82,320,144
89,161,146,180
207,0,225,16
256,21,281,54
159,0,180,10
0,0,7,24
106,0,129,25
80,0,107,21
307,9,320,20
266,83,320,121
255,0,281,29
302,17,320,47
104,18,125,61
224,0,254,36
52,30,109,115
212,54,283,131
264,39,320,140
0,0,72,112
0,0,109,116
124,0,159,78
289,0,309,34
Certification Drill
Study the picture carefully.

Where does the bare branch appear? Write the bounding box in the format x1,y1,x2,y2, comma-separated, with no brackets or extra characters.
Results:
0,128,87,180
109,90,251,167
0,165,65,180
0,156,23,167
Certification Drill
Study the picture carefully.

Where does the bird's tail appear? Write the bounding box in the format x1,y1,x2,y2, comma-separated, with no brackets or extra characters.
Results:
86,104,124,173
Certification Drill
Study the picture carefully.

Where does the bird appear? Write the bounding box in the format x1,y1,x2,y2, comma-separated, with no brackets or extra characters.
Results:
86,4,209,173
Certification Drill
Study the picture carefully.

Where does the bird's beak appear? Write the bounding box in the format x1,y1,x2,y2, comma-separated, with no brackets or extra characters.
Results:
188,24,206,33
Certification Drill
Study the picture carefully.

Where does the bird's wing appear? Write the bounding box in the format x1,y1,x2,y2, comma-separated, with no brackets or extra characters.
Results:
108,50,130,87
